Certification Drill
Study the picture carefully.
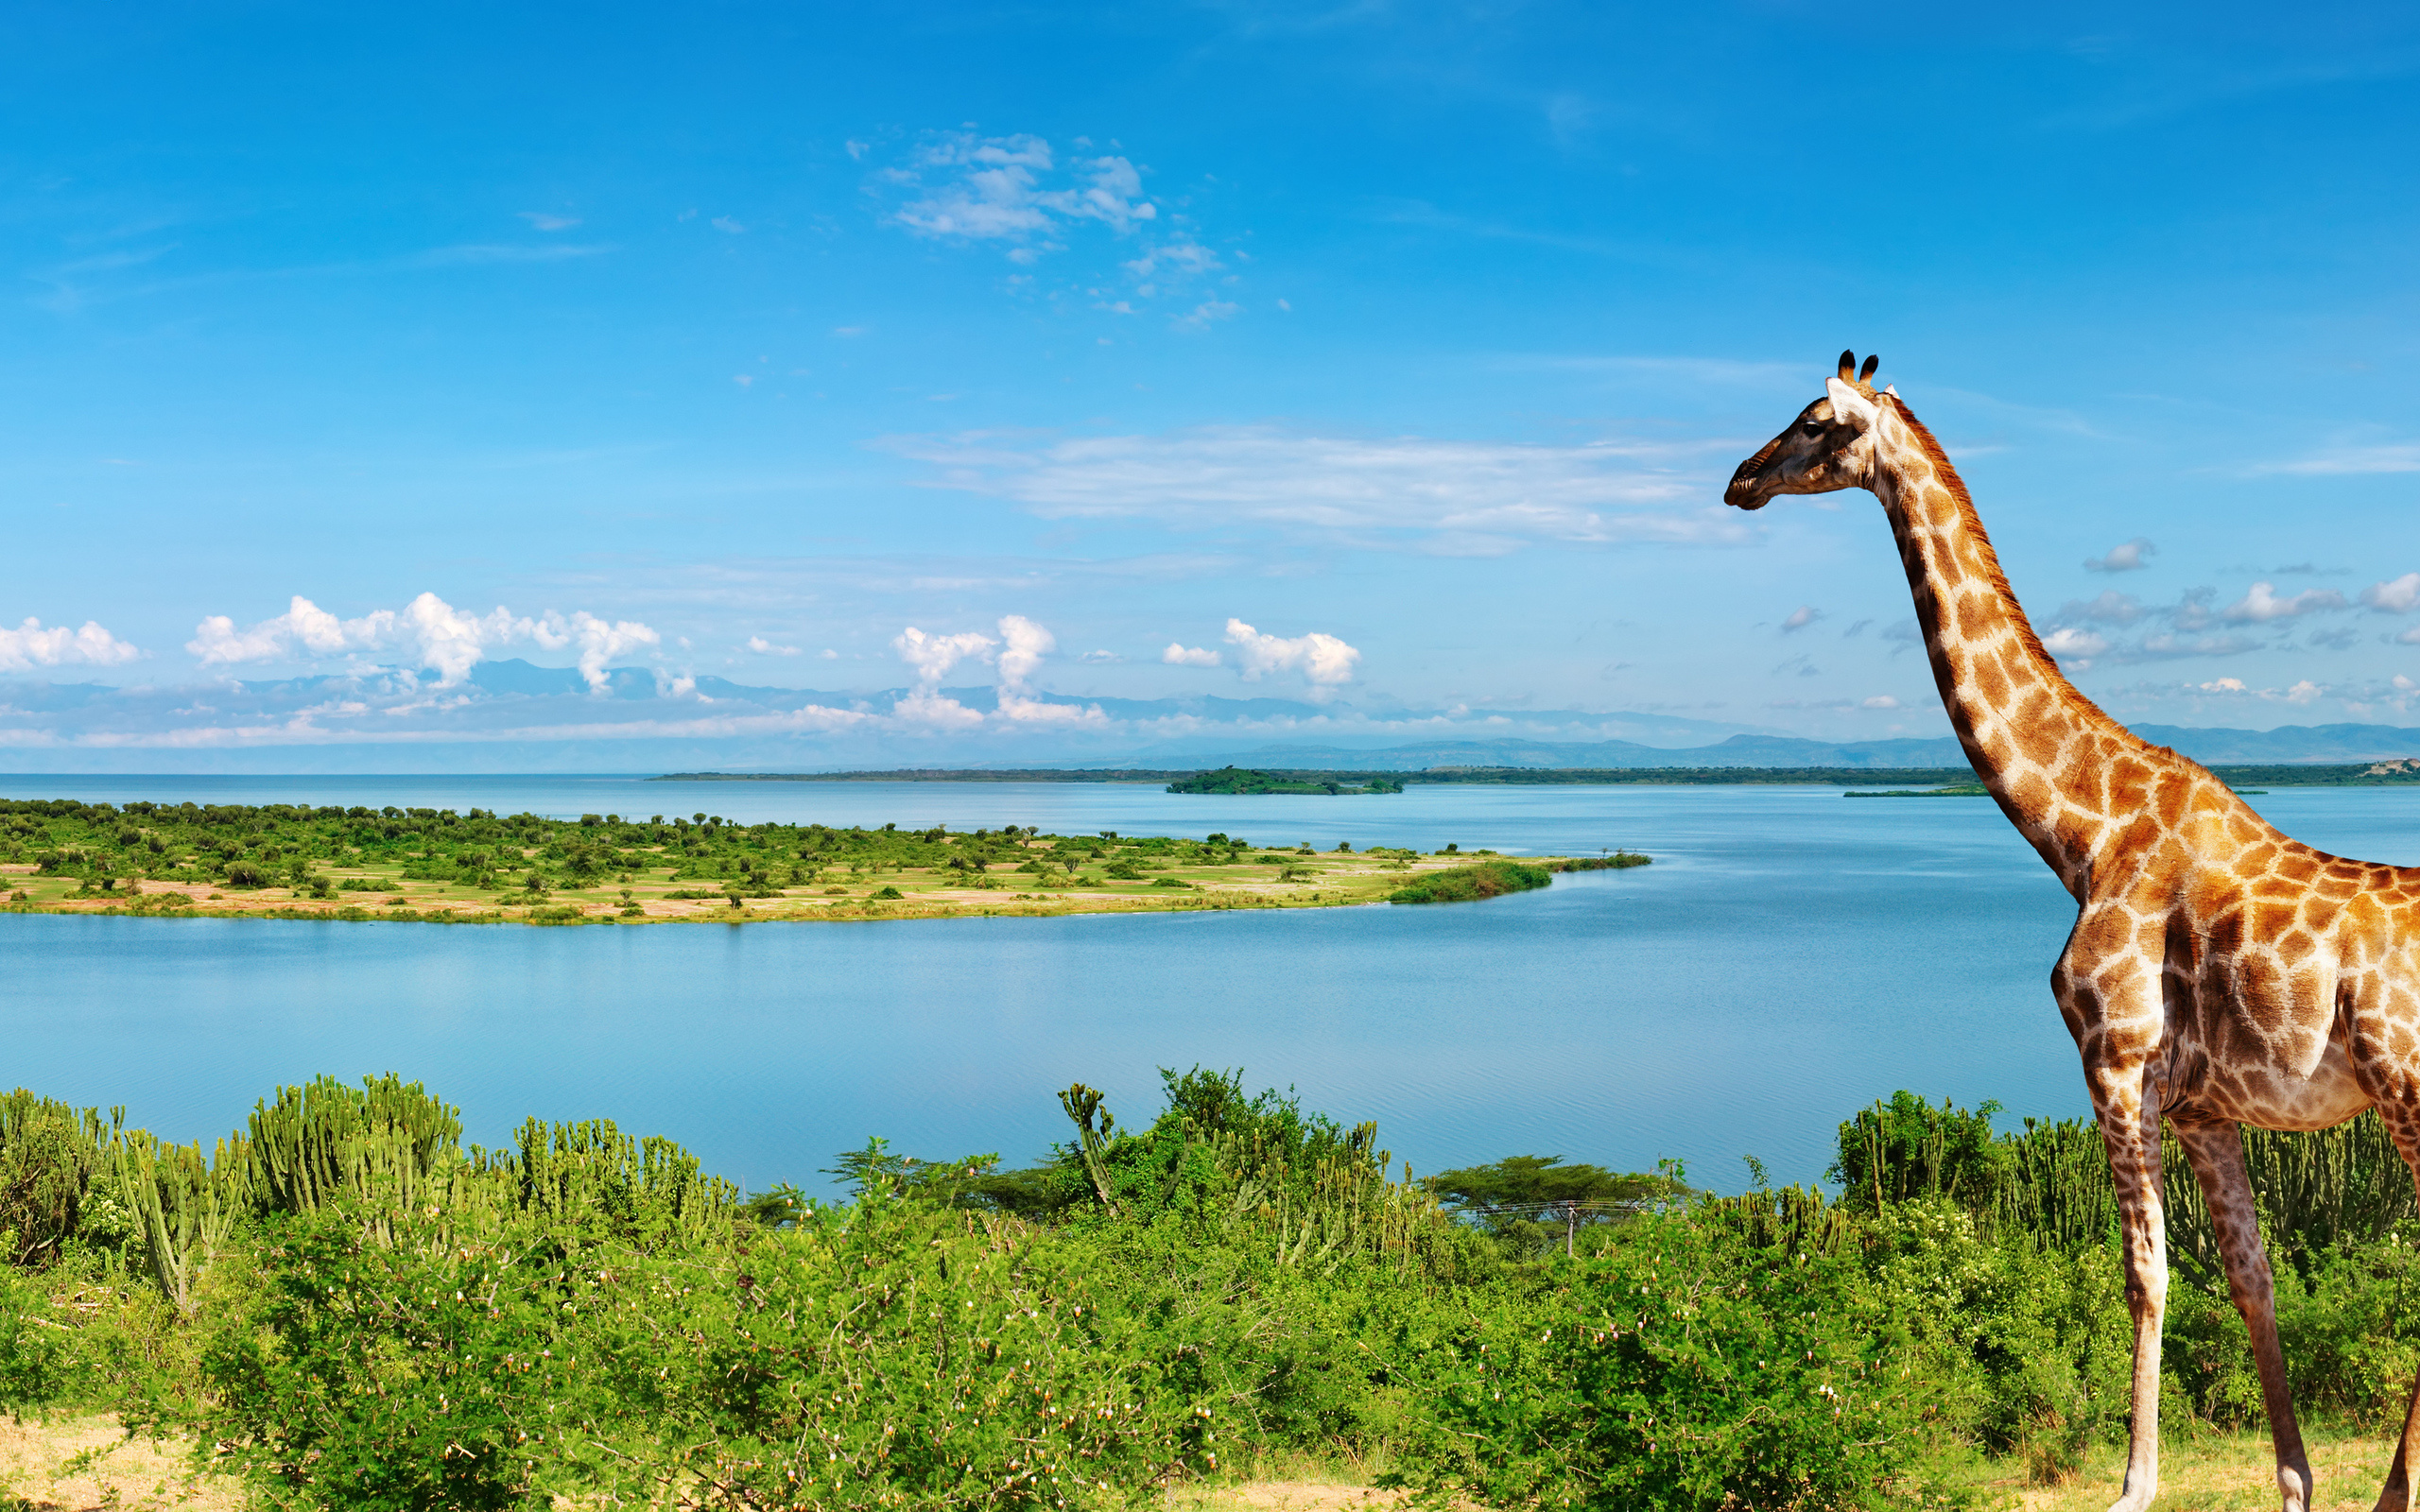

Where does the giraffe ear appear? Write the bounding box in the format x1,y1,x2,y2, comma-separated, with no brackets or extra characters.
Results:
1824,376,1880,430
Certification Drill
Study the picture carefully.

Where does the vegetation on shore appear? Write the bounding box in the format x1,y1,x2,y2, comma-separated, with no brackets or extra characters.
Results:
0,799,1640,927
7,1073,2419,1509
1385,853,1648,903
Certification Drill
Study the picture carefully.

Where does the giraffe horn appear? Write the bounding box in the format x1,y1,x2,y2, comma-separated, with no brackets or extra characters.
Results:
1838,351,1857,383
1859,354,1880,386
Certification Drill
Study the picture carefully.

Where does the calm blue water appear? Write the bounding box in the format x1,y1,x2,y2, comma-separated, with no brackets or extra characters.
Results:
9,777,2420,1195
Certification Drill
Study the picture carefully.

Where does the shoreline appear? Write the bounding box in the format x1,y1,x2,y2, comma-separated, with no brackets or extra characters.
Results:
0,850,1642,927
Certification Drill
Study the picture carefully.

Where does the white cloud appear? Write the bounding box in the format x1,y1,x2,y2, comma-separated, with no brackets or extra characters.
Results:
1859,695,1902,710
880,425,1746,552
2362,573,2420,613
1122,240,1219,282
2041,627,2109,666
890,625,994,727
2055,590,2147,625
993,613,1105,724
2287,679,2323,704
0,617,142,674
186,593,659,691
711,215,746,234
891,626,994,685
2084,537,2154,572
746,636,803,656
2221,581,2348,622
886,131,1156,251
1163,643,1222,667
1224,618,1359,696
1177,299,1241,328
1780,605,1821,633
2200,678,2248,694
518,212,580,232
995,613,1053,688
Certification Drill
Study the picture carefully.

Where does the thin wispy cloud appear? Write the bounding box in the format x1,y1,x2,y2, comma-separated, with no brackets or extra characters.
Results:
876,424,1750,554
866,129,1235,320
2255,442,2420,476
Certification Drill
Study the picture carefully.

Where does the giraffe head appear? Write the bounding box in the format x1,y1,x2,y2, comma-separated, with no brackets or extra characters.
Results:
1723,351,1889,511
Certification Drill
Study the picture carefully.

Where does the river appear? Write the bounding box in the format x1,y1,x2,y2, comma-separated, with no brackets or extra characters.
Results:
10,775,2420,1194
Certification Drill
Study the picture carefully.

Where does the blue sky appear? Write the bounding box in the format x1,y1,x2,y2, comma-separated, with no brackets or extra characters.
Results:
7,1,2420,765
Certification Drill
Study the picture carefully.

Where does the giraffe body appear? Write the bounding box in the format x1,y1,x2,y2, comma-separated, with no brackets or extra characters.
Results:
1727,354,2420,1512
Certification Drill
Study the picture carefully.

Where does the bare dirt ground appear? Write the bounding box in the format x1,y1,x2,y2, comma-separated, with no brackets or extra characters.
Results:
0,1415,238,1512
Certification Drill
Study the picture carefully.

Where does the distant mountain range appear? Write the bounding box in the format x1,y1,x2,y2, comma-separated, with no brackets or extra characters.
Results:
1164,725,2420,773
12,658,2420,775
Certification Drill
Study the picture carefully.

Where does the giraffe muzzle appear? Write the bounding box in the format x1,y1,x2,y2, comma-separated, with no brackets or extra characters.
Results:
1723,452,1777,510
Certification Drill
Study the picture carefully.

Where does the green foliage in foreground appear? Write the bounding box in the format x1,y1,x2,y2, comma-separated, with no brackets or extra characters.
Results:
9,1079,2420,1508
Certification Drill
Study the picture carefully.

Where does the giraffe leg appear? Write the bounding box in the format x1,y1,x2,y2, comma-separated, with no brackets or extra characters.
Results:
2362,1098,2420,1512
2098,1078,2169,1512
2170,1118,2312,1512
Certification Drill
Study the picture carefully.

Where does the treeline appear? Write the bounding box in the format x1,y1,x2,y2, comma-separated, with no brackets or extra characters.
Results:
6,1075,2420,1508
0,799,1264,899
1165,767,1405,795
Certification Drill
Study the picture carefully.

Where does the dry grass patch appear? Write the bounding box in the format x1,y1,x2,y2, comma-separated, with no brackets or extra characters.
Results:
1167,1484,1420,1512
1934,1428,2397,1511
0,1414,238,1512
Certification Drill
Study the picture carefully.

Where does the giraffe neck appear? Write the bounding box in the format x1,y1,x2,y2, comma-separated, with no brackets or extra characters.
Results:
1871,401,2148,896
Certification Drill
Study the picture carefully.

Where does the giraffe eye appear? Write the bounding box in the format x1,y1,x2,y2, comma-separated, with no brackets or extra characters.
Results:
1800,421,1825,438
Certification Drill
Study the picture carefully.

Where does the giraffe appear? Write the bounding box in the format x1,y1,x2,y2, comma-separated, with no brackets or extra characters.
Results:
1725,352,2420,1512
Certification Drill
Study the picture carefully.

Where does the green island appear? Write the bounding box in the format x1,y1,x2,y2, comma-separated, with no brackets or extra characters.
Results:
0,798,1644,926
1165,766,1404,795
0,1073,2408,1508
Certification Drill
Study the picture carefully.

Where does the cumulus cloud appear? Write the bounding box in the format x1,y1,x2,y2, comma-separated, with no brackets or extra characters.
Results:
0,617,143,674
186,593,659,691
888,617,1102,726
1163,644,1222,667
2361,573,2420,614
1223,618,1359,696
2221,581,2348,622
880,425,1746,553
1780,605,1822,633
746,636,803,656
2084,537,2155,573
2042,627,2110,666
1860,695,1902,710
890,625,994,726
993,614,1105,724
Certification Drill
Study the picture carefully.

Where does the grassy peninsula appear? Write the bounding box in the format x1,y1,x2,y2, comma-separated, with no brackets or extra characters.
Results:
4,1072,2416,1509
0,798,1645,925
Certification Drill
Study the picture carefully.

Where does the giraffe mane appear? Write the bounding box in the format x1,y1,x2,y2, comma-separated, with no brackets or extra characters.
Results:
1881,394,2065,675
1881,392,2172,773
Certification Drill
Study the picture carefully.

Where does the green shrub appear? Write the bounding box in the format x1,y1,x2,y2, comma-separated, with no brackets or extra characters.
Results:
1396,1213,1931,1510
1386,860,1550,905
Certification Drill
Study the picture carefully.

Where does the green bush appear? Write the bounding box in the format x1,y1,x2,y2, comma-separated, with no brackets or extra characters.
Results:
1397,1213,1931,1510
1387,860,1550,904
